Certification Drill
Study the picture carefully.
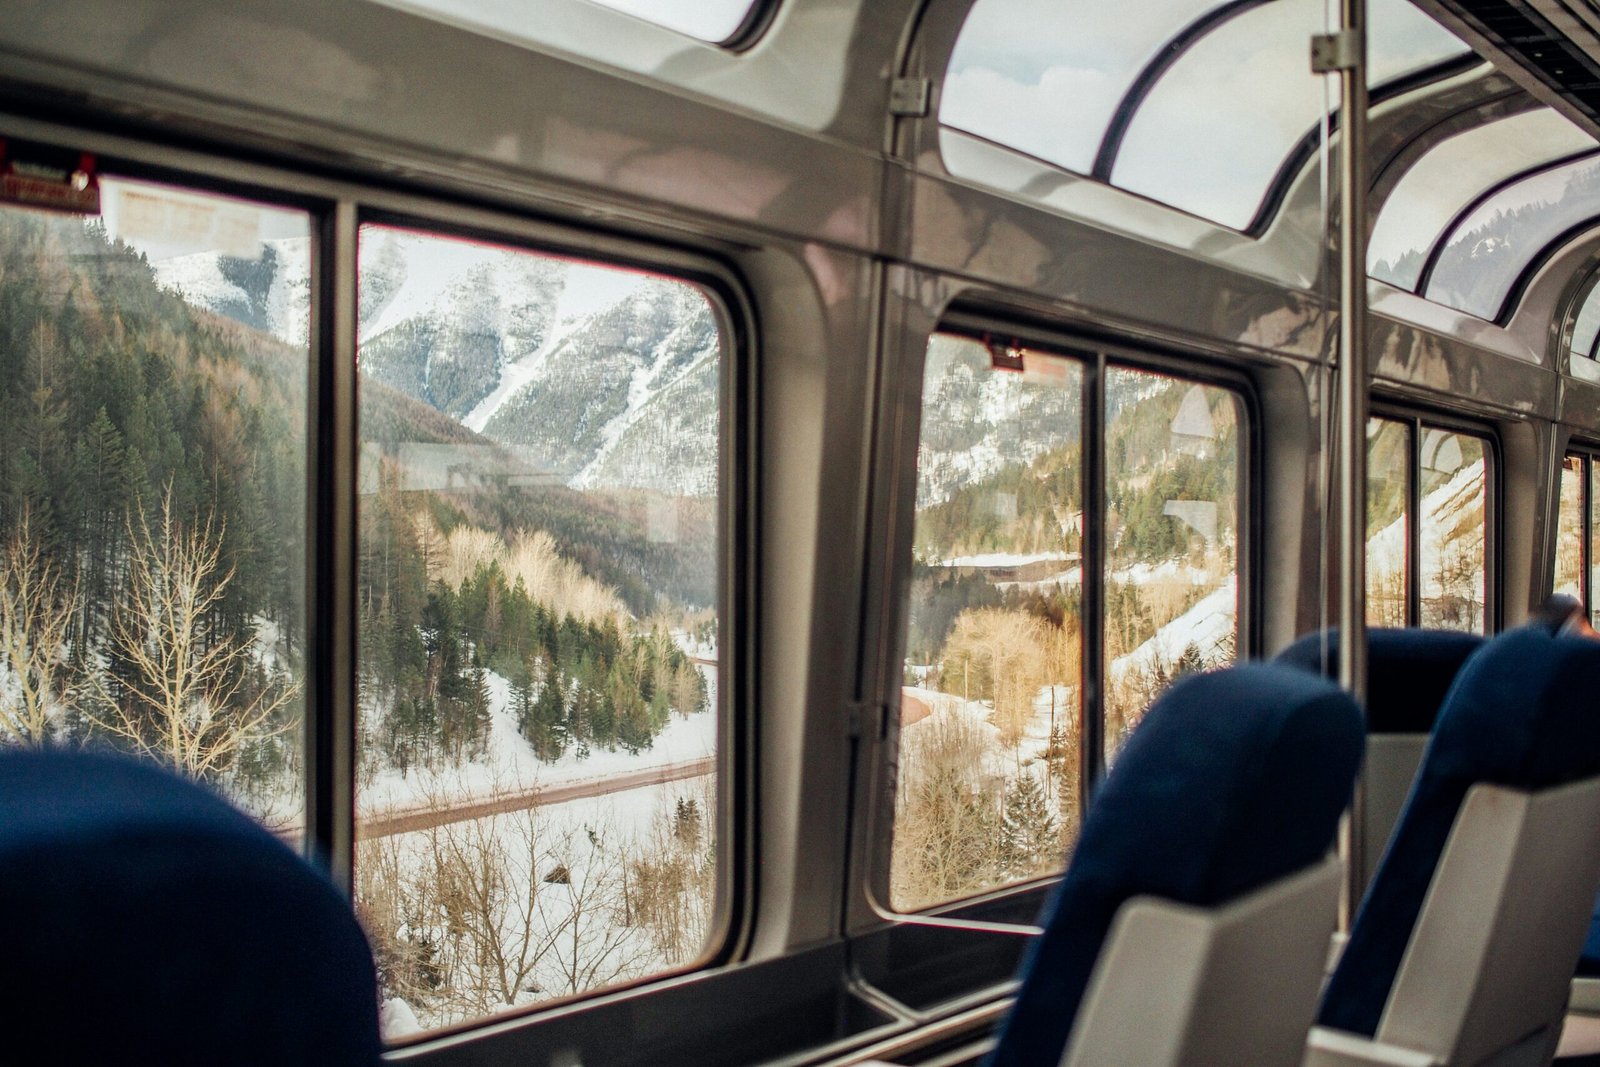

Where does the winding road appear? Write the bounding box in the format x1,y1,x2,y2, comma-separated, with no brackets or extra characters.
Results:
357,756,715,839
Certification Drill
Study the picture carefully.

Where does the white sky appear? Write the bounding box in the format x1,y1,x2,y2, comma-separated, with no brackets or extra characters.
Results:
942,0,1468,228
375,0,755,43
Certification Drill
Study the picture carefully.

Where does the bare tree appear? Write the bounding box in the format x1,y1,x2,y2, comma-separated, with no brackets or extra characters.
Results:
87,490,295,780
0,511,79,746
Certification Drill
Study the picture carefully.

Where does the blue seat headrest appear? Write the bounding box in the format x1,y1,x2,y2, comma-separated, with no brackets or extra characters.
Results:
0,749,381,1064
1320,626,1600,1036
986,663,1363,1067
1275,628,1484,734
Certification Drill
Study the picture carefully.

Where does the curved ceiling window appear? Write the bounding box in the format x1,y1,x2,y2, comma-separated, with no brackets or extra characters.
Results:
1424,154,1600,320
1370,110,1596,290
583,0,761,42
941,0,1467,231
1569,275,1600,362
941,0,1235,176
376,0,766,46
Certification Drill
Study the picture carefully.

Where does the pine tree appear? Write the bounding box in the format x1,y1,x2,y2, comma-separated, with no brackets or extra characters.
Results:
1000,773,1059,878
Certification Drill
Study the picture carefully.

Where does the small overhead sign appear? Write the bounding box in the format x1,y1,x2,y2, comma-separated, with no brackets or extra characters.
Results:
0,141,101,215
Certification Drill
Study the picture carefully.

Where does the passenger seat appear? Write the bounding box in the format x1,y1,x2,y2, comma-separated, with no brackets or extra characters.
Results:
1275,627,1483,896
1307,625,1600,1067
980,663,1363,1067
0,749,382,1065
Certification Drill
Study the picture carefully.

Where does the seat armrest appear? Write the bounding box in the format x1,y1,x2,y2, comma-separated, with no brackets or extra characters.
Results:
1572,977,1600,1015
1304,1026,1440,1067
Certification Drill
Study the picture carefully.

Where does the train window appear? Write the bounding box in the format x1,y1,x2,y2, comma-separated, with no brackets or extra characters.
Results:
1556,454,1585,605
583,0,761,42
1115,0,1463,229
1570,276,1600,363
0,178,310,834
351,225,723,1036
1367,418,1413,625
941,0,1464,230
893,334,1084,912
1555,451,1600,625
890,333,1243,911
1426,153,1600,320
1370,110,1596,291
1103,368,1240,759
379,0,766,46
1368,415,1492,631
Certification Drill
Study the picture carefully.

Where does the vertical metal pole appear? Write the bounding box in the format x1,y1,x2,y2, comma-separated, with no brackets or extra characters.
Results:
1082,352,1107,820
1332,0,1370,927
305,200,360,896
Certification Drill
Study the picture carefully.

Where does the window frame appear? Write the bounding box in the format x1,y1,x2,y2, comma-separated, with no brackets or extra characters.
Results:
0,115,758,1042
869,309,1259,926
1556,444,1600,618
937,0,1474,236
1368,402,1500,632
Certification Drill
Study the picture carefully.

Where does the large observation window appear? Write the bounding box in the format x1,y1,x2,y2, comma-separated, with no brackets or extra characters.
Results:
372,0,766,47
1367,415,1491,631
940,0,1467,230
890,332,1241,912
1425,154,1600,320
353,226,724,1037
1370,110,1595,290
0,179,310,830
1570,275,1600,363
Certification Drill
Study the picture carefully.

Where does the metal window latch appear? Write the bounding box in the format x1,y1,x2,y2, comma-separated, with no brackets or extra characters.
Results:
889,78,932,118
847,702,891,741
1311,30,1363,74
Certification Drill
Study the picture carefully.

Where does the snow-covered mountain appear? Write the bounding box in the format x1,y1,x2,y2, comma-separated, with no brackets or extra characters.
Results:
155,230,720,497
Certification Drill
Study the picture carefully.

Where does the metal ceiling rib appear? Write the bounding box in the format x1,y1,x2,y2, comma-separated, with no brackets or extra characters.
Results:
1422,0,1600,133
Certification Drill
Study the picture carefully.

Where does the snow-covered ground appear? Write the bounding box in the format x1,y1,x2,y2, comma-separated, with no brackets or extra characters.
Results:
1109,575,1237,685
370,773,712,1038
359,664,718,816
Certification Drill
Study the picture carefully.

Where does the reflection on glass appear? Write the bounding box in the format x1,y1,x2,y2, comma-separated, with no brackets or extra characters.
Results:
1370,110,1595,290
1418,431,1487,631
942,0,1231,174
1557,455,1584,601
893,334,1083,912
383,0,759,44
584,0,757,41
940,0,1462,228
1427,154,1600,319
1591,461,1600,628
1115,0,1464,228
1572,282,1600,362
0,179,310,834
1103,372,1239,762
1367,418,1411,626
353,227,721,1036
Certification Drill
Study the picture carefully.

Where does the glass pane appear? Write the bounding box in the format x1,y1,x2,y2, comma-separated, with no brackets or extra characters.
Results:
1370,109,1595,290
1591,461,1600,629
0,179,310,833
383,0,761,44
583,0,758,42
1114,0,1464,229
1557,455,1584,601
1427,153,1600,319
1367,418,1412,626
891,334,1084,912
1418,430,1487,631
354,226,721,1035
1572,282,1600,362
1104,370,1240,763
941,0,1233,175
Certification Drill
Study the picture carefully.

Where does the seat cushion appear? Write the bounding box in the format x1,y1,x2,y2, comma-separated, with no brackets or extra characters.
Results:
986,663,1363,1067
0,749,381,1065
1319,626,1600,1035
1275,628,1484,734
